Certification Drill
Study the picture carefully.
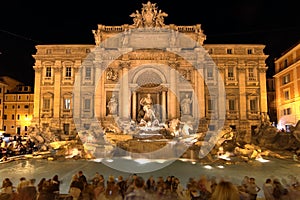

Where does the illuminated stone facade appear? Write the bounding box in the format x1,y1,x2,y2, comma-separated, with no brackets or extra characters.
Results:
274,42,300,131
32,2,268,140
0,76,24,133
3,85,34,136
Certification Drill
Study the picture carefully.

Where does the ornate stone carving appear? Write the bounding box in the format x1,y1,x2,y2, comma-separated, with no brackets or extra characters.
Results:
179,69,192,82
130,1,168,28
106,68,118,81
92,29,102,46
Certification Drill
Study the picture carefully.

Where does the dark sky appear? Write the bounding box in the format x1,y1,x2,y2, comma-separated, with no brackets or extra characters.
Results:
1,0,300,86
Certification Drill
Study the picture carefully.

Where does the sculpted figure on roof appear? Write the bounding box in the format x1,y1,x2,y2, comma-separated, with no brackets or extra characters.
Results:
130,1,168,28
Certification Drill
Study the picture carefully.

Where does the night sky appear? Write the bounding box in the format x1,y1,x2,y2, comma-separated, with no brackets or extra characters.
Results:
0,0,299,87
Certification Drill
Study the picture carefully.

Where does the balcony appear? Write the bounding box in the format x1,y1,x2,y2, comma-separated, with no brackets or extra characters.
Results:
247,111,260,120
61,109,73,118
226,111,238,120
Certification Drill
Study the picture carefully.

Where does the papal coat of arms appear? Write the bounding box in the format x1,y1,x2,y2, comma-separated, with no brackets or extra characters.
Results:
130,1,168,28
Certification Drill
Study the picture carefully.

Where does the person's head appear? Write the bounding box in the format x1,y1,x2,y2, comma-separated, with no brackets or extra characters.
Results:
250,177,255,183
72,174,78,181
52,175,59,181
266,178,272,184
134,176,145,189
118,175,123,181
211,181,240,200
29,179,36,185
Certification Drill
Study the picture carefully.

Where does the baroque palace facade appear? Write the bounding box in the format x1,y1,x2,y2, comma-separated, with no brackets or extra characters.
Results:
32,2,268,140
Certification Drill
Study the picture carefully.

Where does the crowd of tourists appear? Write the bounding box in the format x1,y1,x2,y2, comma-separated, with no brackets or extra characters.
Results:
0,136,38,161
1,171,300,200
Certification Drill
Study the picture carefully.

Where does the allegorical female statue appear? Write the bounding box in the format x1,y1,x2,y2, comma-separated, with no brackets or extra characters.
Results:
181,93,192,115
107,94,118,115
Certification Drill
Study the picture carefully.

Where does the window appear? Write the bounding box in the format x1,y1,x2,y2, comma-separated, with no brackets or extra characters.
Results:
43,98,51,110
284,90,290,100
0,99,1,104
65,67,72,77
17,115,20,120
209,125,215,131
228,67,234,78
11,114,14,120
85,67,91,80
229,99,235,110
282,74,290,84
0,88,2,93
24,105,29,109
248,68,254,78
283,108,292,115
247,49,253,54
207,68,213,79
284,59,288,68
84,99,91,110
84,124,90,130
3,115,7,120
208,99,214,110
64,124,70,135
64,98,71,110
226,49,232,54
250,99,257,111
46,67,52,77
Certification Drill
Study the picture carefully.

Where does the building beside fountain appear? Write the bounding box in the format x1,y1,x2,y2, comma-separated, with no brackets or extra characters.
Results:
31,1,268,141
274,42,300,131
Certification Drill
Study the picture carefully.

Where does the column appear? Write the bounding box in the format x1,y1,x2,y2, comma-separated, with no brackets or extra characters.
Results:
238,67,247,120
169,68,177,119
196,67,205,119
218,67,226,126
259,67,268,114
132,91,137,120
121,62,130,120
94,63,103,118
162,90,166,122
33,65,42,124
53,61,61,120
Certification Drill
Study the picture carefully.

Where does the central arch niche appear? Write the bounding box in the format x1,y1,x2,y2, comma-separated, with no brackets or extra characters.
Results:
136,70,163,87
130,66,168,122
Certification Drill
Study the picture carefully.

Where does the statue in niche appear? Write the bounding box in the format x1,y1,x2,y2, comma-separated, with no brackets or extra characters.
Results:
107,94,118,115
181,93,193,115
139,93,159,126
